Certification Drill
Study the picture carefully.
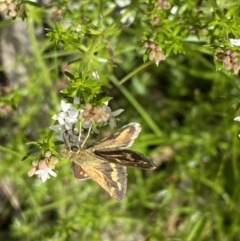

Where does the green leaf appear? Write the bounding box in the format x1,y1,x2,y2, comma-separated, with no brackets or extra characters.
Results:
208,20,219,27
65,71,75,79
225,4,239,18
21,147,40,161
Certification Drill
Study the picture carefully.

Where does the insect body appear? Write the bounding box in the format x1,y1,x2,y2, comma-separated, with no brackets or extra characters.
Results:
69,123,156,201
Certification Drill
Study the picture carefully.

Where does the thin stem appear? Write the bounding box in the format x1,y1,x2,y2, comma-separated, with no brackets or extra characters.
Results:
78,122,82,143
119,61,152,85
80,124,92,148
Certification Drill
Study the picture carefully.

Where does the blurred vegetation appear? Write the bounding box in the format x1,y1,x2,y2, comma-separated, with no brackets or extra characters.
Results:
1,0,240,240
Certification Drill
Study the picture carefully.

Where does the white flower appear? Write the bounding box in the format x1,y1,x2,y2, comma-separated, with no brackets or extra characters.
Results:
92,70,100,80
61,100,72,112
234,116,240,122
49,124,66,141
50,100,83,142
230,39,240,46
28,156,59,183
115,0,131,7
35,168,57,183
52,100,80,128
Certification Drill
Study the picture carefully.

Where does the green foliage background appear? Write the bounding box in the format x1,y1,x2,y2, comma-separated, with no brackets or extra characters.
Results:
1,0,240,240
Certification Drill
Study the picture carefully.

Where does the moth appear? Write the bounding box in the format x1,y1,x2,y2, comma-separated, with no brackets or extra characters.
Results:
68,123,156,201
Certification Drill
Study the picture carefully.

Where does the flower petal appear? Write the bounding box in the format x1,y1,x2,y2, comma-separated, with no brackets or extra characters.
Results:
49,124,64,132
48,169,57,177
230,39,240,46
55,134,65,141
41,171,50,183
65,122,73,130
28,167,36,177
109,117,116,129
52,114,58,120
68,108,79,118
35,169,49,183
65,116,78,124
61,100,72,112
234,116,240,122
111,109,124,116
74,96,80,104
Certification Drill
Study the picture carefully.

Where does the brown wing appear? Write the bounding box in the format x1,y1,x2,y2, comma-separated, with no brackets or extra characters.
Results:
94,149,156,170
88,123,141,151
72,150,127,201
72,162,90,180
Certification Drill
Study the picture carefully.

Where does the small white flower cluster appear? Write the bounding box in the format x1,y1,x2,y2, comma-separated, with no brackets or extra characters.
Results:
49,99,81,142
28,151,59,183
144,39,166,66
155,0,171,10
82,103,124,130
49,99,124,144
0,0,21,18
222,50,239,75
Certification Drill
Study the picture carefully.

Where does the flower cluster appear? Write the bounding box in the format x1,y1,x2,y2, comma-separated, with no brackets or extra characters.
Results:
82,103,123,129
144,39,166,66
0,0,22,18
49,99,124,144
0,102,11,116
216,47,240,75
151,14,160,25
155,0,171,10
151,0,171,25
50,100,81,142
189,25,197,34
51,5,66,19
28,152,59,183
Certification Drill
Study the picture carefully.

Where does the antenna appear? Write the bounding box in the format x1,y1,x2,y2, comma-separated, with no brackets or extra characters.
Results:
80,124,92,149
